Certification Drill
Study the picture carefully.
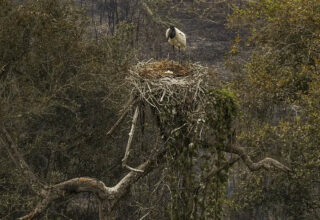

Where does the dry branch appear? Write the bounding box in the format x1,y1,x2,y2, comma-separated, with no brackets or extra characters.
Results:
122,106,144,173
106,96,138,136
0,121,167,219
224,144,291,172
0,127,45,196
14,146,166,220
17,177,113,220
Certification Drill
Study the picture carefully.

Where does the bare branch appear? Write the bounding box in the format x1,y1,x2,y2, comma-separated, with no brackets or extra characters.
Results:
123,164,144,173
106,96,137,136
122,106,142,172
15,135,167,220
113,148,167,199
18,177,113,220
224,144,291,173
19,148,166,220
139,211,151,220
54,177,113,199
0,127,45,196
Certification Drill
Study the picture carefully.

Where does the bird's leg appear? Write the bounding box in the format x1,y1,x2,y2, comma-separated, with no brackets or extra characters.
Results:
172,45,175,67
178,47,181,64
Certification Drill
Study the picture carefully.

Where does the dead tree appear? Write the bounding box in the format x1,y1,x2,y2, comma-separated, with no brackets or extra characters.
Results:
0,59,290,220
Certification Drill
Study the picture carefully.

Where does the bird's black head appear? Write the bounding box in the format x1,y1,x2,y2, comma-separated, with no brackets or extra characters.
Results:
168,26,176,39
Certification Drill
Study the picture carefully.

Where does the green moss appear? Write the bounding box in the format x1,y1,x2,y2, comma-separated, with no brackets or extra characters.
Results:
152,86,238,219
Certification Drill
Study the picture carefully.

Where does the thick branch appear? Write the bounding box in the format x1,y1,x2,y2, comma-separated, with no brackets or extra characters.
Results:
17,145,166,220
224,144,291,172
18,177,113,220
113,148,167,201
54,177,113,199
0,127,45,196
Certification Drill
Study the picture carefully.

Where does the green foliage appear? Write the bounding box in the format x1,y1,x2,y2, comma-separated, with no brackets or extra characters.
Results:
227,0,320,219
206,89,237,142
232,118,320,219
157,88,237,219
0,0,135,218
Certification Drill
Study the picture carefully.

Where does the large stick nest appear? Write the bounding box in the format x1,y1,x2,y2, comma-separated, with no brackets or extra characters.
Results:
127,59,236,145
127,59,208,111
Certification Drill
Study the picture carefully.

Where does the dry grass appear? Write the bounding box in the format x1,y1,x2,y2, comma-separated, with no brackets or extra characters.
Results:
137,59,191,78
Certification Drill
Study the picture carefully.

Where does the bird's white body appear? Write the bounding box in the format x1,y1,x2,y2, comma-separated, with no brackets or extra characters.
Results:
166,27,186,50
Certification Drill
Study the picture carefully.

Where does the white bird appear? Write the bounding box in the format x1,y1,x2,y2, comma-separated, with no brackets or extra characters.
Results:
166,26,186,62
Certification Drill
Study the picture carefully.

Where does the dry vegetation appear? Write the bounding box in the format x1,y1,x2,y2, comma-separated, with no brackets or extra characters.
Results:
136,59,192,78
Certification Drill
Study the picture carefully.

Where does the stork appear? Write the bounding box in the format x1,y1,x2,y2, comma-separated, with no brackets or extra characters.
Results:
166,26,186,63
